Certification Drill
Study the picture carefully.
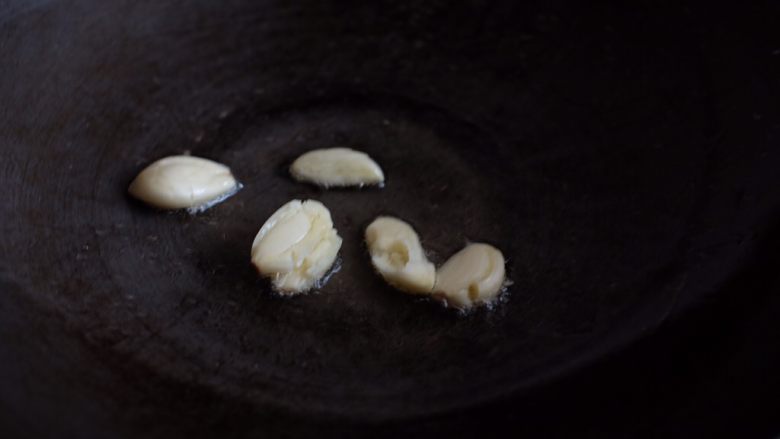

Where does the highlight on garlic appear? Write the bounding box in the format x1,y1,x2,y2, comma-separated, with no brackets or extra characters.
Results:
251,199,342,294
128,155,239,211
365,216,436,294
433,243,506,309
290,147,384,187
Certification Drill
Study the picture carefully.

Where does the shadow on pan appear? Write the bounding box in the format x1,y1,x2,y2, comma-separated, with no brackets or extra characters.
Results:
0,0,778,437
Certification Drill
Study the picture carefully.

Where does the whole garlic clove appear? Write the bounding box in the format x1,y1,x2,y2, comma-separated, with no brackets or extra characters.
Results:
365,216,435,294
434,243,506,309
128,155,238,210
251,199,342,294
290,147,384,187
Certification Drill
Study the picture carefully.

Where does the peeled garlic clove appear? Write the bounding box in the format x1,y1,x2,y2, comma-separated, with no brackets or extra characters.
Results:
290,147,384,187
251,199,342,294
434,243,506,309
365,216,435,294
128,155,238,210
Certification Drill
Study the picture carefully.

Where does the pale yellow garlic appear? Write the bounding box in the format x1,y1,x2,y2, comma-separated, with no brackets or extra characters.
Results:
290,147,384,187
251,200,342,293
434,243,505,309
128,155,238,210
365,216,435,294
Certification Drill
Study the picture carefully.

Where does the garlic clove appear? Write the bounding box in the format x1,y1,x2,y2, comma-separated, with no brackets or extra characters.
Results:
290,147,384,187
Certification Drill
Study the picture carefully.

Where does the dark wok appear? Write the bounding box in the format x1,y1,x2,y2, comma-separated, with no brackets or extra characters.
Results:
1,0,778,437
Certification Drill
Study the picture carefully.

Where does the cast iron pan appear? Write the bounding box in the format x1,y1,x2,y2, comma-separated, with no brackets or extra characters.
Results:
1,0,778,437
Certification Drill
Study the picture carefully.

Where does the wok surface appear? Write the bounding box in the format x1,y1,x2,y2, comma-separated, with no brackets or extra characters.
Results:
1,0,778,437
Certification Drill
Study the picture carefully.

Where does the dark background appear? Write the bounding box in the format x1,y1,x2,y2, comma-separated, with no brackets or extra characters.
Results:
1,1,779,437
